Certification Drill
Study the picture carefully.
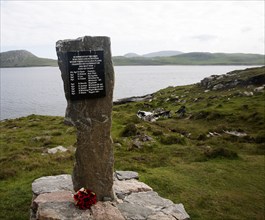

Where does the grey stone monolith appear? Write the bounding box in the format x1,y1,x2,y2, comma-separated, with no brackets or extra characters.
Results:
56,36,114,201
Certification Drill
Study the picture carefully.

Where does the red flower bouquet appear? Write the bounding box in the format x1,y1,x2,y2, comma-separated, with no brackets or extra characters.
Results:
73,188,97,209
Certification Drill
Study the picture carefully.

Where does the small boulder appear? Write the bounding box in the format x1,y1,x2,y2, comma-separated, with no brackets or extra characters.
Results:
212,83,224,90
254,86,264,92
243,91,253,96
47,146,68,154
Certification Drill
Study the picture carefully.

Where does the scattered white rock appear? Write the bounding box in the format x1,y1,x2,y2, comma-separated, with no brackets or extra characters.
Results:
224,130,247,137
243,91,253,96
32,136,51,142
47,146,68,154
254,86,264,92
207,132,221,137
137,109,171,122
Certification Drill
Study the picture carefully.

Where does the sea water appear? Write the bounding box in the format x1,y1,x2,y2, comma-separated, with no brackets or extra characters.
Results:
0,65,258,120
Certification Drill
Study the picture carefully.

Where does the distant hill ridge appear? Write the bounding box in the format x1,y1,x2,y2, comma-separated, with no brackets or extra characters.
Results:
114,52,265,65
5,50,37,58
0,50,57,67
124,50,184,58
1,50,264,67
143,50,183,57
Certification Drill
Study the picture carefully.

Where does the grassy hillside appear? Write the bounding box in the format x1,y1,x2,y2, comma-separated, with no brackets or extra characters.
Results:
0,66,264,219
0,50,57,67
113,52,265,65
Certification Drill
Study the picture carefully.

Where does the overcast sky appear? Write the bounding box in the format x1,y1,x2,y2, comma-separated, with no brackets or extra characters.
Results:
1,0,264,58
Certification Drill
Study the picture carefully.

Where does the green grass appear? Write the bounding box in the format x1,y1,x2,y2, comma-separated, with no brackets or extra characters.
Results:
0,67,265,219
139,156,264,220
0,115,76,219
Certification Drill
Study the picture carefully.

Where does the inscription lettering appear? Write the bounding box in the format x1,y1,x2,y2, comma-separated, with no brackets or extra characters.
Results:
67,51,105,100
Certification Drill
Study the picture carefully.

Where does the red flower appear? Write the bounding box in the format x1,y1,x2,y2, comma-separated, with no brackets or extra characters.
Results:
74,188,97,209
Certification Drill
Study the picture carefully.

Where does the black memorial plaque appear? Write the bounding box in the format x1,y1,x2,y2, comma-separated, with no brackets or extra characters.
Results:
67,50,105,100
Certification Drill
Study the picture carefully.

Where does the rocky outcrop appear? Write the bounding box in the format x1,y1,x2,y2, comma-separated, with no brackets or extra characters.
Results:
199,66,265,91
30,172,190,220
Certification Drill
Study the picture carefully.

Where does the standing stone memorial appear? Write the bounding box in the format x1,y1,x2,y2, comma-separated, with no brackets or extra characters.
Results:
56,36,115,201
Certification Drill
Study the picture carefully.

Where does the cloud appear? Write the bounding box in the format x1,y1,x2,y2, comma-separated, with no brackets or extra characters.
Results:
1,1,264,57
241,27,253,33
190,35,218,42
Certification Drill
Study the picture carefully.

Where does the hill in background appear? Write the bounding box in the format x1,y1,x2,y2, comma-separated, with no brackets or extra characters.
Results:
124,53,141,58
123,50,183,58
113,52,265,65
0,50,57,67
0,50,264,67
142,50,183,57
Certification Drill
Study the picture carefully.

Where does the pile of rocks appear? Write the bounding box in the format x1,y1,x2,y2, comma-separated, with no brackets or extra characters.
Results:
30,171,190,220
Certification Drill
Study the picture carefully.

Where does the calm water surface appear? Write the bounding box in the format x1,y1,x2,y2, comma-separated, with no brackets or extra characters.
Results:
0,65,258,120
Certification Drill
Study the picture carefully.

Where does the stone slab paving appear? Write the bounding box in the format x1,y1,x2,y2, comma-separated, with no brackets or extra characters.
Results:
30,172,190,220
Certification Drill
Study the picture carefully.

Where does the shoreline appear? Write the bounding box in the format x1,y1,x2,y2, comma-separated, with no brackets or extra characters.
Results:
0,64,264,69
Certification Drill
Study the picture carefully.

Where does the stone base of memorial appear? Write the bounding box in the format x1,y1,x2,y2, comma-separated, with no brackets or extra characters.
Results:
30,172,190,220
